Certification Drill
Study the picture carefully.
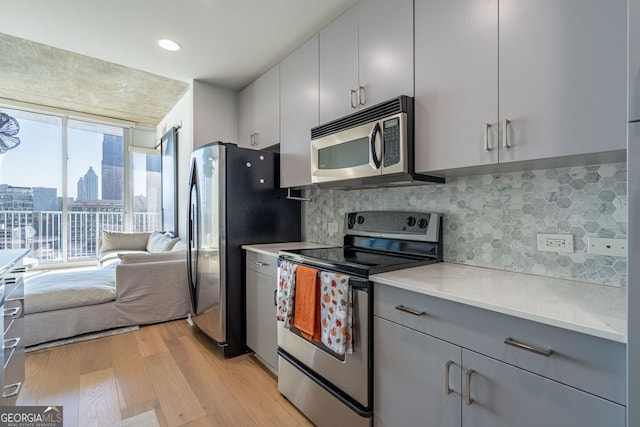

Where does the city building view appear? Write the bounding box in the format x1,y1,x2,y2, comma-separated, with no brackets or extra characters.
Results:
0,111,162,263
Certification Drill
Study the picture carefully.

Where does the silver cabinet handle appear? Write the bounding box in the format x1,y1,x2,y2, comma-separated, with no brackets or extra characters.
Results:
464,369,475,406
504,337,553,357
483,123,492,151
358,85,366,106
350,89,358,108
254,261,269,267
394,305,426,316
502,119,511,148
4,337,20,350
252,133,259,147
4,305,21,319
2,382,21,399
250,133,254,146
444,360,454,395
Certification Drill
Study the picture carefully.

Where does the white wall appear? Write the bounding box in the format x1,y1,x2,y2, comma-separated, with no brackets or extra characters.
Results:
192,80,238,148
156,81,239,240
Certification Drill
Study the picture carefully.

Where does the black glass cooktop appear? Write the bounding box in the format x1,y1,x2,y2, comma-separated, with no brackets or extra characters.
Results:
280,246,440,277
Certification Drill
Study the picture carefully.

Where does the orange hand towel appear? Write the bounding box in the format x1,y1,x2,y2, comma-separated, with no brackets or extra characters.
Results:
293,265,321,341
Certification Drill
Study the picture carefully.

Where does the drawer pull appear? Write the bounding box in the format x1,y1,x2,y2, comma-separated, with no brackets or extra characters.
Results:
3,337,20,350
273,289,277,307
4,305,21,319
394,305,426,317
2,382,21,399
504,337,553,357
444,360,454,395
464,369,475,406
254,261,269,267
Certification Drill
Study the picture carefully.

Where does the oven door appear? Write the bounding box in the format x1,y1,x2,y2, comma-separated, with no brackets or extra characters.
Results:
277,275,371,412
311,120,383,184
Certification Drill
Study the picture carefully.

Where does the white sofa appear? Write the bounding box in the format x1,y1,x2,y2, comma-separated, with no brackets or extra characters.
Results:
23,231,191,347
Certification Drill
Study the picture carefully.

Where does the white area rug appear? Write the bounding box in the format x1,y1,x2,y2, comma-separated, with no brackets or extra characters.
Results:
26,325,139,353
117,410,161,427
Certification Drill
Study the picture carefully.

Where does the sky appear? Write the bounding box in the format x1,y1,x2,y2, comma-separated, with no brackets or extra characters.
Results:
0,108,149,199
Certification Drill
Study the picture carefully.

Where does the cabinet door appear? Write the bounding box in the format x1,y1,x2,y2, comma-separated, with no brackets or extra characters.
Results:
246,269,278,372
499,0,627,163
280,35,318,188
319,5,359,124
414,0,498,173
462,349,625,427
374,316,462,427
237,83,255,149
253,64,280,148
358,0,414,108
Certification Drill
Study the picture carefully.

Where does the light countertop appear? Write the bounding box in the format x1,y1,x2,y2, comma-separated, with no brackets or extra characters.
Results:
242,241,336,257
371,262,627,343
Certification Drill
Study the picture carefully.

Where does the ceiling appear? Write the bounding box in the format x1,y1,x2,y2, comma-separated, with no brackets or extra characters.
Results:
0,0,357,126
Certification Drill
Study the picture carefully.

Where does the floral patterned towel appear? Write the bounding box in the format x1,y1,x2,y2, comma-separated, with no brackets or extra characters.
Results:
319,271,353,355
276,260,297,328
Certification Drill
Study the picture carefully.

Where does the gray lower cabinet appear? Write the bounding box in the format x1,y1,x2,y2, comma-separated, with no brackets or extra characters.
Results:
245,251,278,373
374,316,462,427
462,349,625,427
373,283,626,427
0,250,28,406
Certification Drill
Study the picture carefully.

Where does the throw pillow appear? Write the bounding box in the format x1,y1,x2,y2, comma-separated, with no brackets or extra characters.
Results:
146,231,166,252
171,240,187,251
100,230,150,254
151,236,181,252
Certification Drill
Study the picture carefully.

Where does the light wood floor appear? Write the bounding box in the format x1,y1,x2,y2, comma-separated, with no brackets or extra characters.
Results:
17,320,313,427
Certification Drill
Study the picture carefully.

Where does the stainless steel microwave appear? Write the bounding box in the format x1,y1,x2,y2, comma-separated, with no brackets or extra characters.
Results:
310,96,443,188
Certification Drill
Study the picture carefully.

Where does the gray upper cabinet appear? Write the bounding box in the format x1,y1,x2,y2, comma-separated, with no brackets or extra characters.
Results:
280,35,319,188
237,64,280,149
415,0,627,174
630,0,640,122
319,0,413,125
319,6,359,124
358,0,414,109
414,0,498,171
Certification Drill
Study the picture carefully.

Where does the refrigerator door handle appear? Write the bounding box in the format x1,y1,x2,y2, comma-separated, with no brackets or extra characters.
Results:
186,159,199,313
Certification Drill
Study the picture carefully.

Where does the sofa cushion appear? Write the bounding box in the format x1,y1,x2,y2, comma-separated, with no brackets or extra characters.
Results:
99,250,148,269
25,269,117,314
100,230,150,254
118,251,185,264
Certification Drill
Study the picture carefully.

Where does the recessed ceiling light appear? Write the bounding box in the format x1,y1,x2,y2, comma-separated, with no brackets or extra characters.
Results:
157,39,182,51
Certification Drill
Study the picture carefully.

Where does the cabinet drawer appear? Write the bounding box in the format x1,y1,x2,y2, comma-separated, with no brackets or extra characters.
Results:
3,317,23,369
3,276,23,301
246,251,278,278
373,283,626,404
4,299,23,332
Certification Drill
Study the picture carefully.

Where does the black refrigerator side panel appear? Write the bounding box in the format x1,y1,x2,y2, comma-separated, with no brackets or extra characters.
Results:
222,147,301,357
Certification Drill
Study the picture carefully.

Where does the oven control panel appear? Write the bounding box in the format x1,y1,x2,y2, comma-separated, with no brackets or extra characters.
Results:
344,211,441,243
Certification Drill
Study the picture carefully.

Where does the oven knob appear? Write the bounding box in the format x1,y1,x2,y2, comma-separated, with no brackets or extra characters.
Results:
348,214,356,227
357,215,365,224
418,218,429,228
406,216,416,227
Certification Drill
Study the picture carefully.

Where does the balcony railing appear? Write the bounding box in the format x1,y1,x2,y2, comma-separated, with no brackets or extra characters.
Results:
0,210,162,263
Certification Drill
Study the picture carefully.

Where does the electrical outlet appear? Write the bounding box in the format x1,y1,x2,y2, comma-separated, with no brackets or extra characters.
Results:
328,222,338,234
536,233,574,253
587,237,627,257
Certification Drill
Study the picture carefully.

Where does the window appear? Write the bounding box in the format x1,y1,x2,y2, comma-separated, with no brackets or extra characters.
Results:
0,105,157,264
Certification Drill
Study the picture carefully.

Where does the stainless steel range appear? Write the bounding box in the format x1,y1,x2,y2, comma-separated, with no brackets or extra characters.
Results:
277,211,443,426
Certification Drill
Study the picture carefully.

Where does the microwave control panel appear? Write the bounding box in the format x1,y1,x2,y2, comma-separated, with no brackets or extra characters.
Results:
383,118,401,167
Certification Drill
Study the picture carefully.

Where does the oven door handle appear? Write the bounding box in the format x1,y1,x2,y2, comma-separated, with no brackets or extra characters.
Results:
348,276,370,292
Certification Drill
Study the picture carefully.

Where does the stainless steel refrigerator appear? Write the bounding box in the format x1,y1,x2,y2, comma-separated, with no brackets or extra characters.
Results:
186,142,301,358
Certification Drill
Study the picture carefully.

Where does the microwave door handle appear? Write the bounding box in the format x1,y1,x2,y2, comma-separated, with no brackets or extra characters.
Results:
369,122,382,169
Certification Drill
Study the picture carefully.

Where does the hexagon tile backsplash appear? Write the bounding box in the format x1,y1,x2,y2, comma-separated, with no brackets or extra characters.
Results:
303,163,627,287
